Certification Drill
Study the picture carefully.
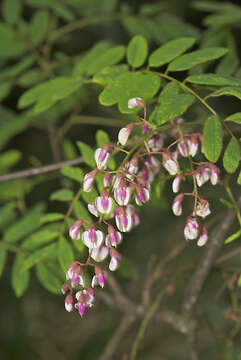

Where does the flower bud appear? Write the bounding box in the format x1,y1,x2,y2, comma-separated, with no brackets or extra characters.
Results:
90,246,109,262
92,266,105,288
104,172,111,187
135,185,150,206
195,166,210,187
109,248,120,271
208,164,220,185
172,193,184,216
172,174,184,193
187,136,198,157
88,201,99,217
115,207,133,232
61,283,70,295
114,180,131,206
162,151,180,175
94,145,110,170
118,124,134,145
65,294,74,312
197,227,208,247
148,134,164,152
105,224,122,247
128,97,145,109
83,169,98,192
69,219,84,240
177,141,189,157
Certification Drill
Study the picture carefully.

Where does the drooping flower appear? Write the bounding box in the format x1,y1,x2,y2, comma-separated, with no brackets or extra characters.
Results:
187,136,199,157
208,164,220,185
172,174,184,193
82,224,104,249
195,166,210,187
94,145,110,170
197,227,208,247
172,193,184,216
178,140,189,157
135,185,150,206
83,169,98,192
196,198,211,218
105,224,122,247
109,248,120,271
114,180,131,206
148,134,164,152
184,217,199,240
103,172,111,187
128,97,145,109
65,294,74,312
69,219,84,240
96,189,113,214
91,266,105,288
118,124,134,145
90,246,109,262
162,151,180,175
88,201,99,217
115,207,132,232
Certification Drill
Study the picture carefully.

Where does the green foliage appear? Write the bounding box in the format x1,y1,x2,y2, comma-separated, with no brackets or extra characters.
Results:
11,253,30,297
77,141,96,168
0,243,7,277
30,10,49,46
60,166,84,183
22,243,57,271
127,35,148,68
206,87,241,101
223,137,241,174
203,115,223,163
58,236,74,272
50,189,74,202
36,263,62,294
225,113,241,124
186,74,241,87
224,228,241,244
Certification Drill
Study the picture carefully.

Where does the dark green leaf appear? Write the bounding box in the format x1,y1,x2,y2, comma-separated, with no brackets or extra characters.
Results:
60,166,84,183
223,137,240,173
0,82,12,101
2,0,22,24
77,141,96,168
40,213,64,224
168,47,228,72
206,87,241,101
149,37,196,67
22,243,57,271
203,115,223,163
22,230,59,251
0,203,17,231
36,263,62,294
121,16,152,40
0,23,27,59
127,35,148,68
186,74,241,87
74,201,92,222
58,236,74,272
0,150,22,172
30,10,49,46
11,253,30,297
50,189,74,202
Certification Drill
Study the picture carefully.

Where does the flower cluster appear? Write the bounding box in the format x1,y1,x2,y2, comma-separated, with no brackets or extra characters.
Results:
62,97,220,316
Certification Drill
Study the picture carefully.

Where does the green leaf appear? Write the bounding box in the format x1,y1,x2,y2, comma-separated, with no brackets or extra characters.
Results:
206,87,241,101
18,77,84,113
127,35,148,68
0,82,12,101
60,165,84,183
11,253,30,297
30,10,49,46
74,201,92,222
77,141,96,168
61,138,78,160
121,16,152,40
22,243,57,271
0,203,17,231
203,115,223,163
2,0,22,24
40,213,64,224
0,243,7,277
3,203,45,243
0,150,22,172
50,189,74,202
73,41,111,76
149,37,196,67
192,1,235,12
18,68,41,87
223,137,240,173
0,23,27,59
220,198,235,210
238,171,241,185
36,263,62,294
87,45,125,76
168,47,228,72
0,55,35,80
99,72,161,114
186,74,241,87
22,230,59,251
224,228,241,244
93,65,129,86
150,82,195,125
58,236,74,272
81,188,98,204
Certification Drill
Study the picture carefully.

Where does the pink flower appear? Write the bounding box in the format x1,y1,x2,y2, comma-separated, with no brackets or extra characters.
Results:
162,151,179,175
95,146,110,170
172,193,184,216
115,207,132,232
104,172,111,187
184,217,199,240
197,227,208,247
118,124,134,145
172,174,184,193
109,248,120,271
178,141,189,157
114,180,131,206
92,266,105,288
82,224,104,249
66,262,85,287
105,225,122,247
90,246,109,262
195,166,210,187
69,219,84,240
196,199,211,218
128,97,145,109
65,294,73,312
135,185,150,206
148,134,164,152
96,189,113,214
142,124,150,133
83,169,98,192
209,164,220,185
88,201,99,217
187,136,198,157
61,283,70,295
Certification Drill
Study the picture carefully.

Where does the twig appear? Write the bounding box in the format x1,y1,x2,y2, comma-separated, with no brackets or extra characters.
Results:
215,245,241,265
0,157,83,183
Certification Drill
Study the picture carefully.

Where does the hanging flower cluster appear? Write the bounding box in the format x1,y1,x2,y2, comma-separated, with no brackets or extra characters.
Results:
62,97,220,316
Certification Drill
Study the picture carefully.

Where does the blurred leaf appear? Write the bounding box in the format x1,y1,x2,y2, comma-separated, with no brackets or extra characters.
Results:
22,243,57,271
74,201,92,221
149,37,196,67
73,41,111,76
26,0,75,21
18,68,41,87
18,77,84,113
216,34,239,76
203,115,223,163
61,165,84,183
192,1,236,12
2,0,22,24
186,74,241,87
223,137,240,173
203,11,241,28
36,262,62,294
77,141,96,168
81,188,98,204
0,149,22,173
0,82,12,101
22,230,59,251
58,236,74,272
61,139,78,160
238,171,241,185
11,253,30,297
220,198,235,209
0,23,27,59
50,189,74,202
168,47,228,72
30,10,50,46
0,243,7,277
3,203,45,243
224,228,241,244
127,35,148,68
0,56,35,80
0,203,17,231
0,179,34,200
99,72,161,113
87,45,125,76
40,213,64,224
121,16,152,40
93,65,129,86
206,87,241,101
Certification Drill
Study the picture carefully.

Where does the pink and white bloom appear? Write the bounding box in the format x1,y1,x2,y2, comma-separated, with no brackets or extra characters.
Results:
197,227,208,247
184,217,199,240
196,199,211,218
61,283,70,295
162,151,180,175
82,224,104,249
83,169,98,192
112,174,123,189
128,97,145,109
105,225,122,247
66,262,85,287
92,266,105,288
109,248,120,271
148,134,164,152
209,164,220,185
75,288,95,316
114,181,131,206
195,166,210,187
115,207,133,232
95,146,110,170
88,201,99,217
178,141,189,157
118,124,134,145
104,172,111,187
172,174,184,193
65,294,74,312
69,219,84,240
172,193,184,216
90,246,109,262
187,136,198,157
135,185,150,206
96,189,113,214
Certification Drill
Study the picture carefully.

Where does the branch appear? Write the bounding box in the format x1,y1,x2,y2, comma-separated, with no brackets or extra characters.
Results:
0,157,83,183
